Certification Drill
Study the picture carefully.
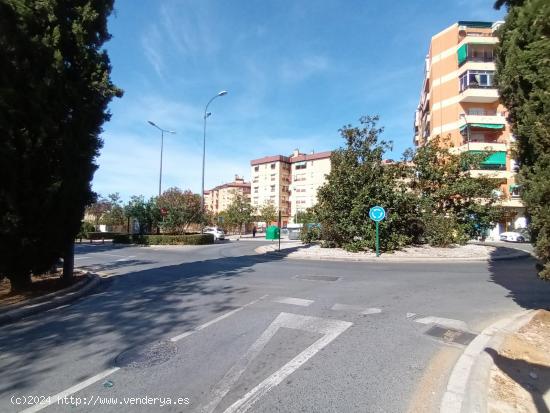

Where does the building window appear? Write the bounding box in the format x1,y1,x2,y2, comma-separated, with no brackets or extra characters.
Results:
459,70,494,92
254,187,258,193
295,161,307,170
270,163,276,169
270,185,275,192
270,173,276,181
254,166,259,172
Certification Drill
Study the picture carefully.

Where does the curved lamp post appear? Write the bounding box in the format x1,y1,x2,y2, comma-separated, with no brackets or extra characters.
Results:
201,90,228,213
148,120,176,196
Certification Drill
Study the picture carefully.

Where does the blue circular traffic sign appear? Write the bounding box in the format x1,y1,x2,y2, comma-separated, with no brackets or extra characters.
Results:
369,206,386,222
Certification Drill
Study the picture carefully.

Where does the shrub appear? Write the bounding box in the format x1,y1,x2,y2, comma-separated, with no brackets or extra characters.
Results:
113,234,214,245
423,215,468,247
300,226,321,244
77,222,96,239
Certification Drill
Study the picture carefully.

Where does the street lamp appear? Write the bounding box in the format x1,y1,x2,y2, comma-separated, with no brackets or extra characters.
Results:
201,90,228,213
148,120,176,196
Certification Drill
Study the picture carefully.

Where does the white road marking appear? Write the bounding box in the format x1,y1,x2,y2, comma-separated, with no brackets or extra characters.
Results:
414,316,469,332
19,367,120,413
20,296,267,412
331,303,382,315
272,297,314,307
200,312,352,413
74,257,91,260
170,295,268,342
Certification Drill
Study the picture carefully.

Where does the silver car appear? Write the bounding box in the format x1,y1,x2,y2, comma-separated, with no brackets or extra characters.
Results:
204,227,225,240
500,229,530,243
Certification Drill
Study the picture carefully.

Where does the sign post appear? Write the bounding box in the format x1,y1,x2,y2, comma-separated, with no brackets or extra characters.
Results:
278,210,282,252
369,206,386,257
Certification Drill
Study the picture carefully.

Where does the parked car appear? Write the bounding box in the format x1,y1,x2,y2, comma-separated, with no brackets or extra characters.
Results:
204,227,225,240
500,229,530,243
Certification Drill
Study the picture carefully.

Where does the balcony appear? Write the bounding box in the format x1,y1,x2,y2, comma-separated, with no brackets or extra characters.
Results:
459,86,499,103
469,169,511,179
452,141,507,153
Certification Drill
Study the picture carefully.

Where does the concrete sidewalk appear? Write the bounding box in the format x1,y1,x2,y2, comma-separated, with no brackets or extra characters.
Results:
441,309,549,413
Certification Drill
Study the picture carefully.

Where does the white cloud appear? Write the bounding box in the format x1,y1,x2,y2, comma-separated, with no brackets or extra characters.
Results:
280,55,330,83
141,25,165,78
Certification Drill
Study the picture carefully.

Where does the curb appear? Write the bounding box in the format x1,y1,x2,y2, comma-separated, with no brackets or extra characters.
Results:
255,246,530,263
0,274,101,326
440,309,537,413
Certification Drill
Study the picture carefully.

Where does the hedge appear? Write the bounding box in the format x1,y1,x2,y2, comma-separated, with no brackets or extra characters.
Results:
112,234,215,245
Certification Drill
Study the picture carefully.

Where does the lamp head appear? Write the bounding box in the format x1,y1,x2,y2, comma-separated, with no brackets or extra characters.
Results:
148,120,157,127
218,90,228,96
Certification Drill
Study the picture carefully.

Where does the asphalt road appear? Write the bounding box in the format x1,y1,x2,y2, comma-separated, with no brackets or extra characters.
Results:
1,240,549,413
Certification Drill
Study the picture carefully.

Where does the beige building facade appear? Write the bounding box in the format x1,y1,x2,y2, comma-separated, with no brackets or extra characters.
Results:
250,150,331,226
414,21,525,236
204,175,251,215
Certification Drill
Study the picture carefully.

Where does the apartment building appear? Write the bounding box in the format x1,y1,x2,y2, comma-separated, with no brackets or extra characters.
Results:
204,175,251,215
250,150,331,226
414,20,526,236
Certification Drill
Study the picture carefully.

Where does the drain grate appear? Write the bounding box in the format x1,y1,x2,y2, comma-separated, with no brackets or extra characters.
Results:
424,325,477,346
296,275,341,282
115,340,177,369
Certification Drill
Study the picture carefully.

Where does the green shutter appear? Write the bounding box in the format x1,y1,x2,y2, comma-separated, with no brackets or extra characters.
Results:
483,151,506,165
468,151,507,165
457,44,468,65
470,123,505,129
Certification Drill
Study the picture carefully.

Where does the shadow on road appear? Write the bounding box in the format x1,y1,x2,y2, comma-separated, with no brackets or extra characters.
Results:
0,247,293,395
488,248,550,310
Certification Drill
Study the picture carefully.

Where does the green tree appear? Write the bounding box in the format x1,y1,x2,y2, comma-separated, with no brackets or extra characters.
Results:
315,115,418,252
157,188,202,234
124,195,160,235
0,0,122,290
494,0,550,279
100,193,126,228
85,196,110,227
295,208,317,224
406,136,503,246
225,193,254,236
259,202,277,225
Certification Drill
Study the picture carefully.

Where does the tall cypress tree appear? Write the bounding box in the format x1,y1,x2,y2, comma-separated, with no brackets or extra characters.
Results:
0,0,122,290
494,0,550,279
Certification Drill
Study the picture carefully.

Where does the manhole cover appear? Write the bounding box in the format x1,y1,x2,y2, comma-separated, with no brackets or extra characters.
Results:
296,275,341,282
115,340,177,369
425,325,476,346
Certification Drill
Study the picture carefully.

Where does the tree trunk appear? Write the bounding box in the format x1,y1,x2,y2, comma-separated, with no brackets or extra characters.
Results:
62,243,74,285
9,272,32,292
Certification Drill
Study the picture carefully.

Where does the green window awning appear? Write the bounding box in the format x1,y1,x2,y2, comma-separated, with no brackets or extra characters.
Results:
469,150,507,165
470,123,505,129
457,44,468,65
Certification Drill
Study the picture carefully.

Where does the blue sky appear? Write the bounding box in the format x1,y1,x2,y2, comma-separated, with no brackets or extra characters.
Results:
93,0,505,200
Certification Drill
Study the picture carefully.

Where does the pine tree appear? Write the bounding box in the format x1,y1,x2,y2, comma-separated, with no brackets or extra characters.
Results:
0,0,122,290
495,0,550,279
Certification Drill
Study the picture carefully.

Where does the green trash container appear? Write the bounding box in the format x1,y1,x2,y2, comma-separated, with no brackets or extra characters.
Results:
265,225,280,240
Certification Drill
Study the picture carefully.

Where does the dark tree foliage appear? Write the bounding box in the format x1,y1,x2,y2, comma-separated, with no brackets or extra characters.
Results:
315,116,418,252
495,0,550,279
0,0,122,290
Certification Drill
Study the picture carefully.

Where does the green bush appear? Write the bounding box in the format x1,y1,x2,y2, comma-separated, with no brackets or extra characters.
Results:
424,215,468,247
113,234,214,245
77,221,96,239
300,226,321,244
343,240,370,253
87,231,123,240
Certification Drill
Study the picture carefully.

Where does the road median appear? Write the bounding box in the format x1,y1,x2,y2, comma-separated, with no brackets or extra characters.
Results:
0,273,100,326
255,242,530,262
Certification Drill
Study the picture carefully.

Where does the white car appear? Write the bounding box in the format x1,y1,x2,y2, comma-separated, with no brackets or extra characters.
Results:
500,230,530,243
204,227,225,240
